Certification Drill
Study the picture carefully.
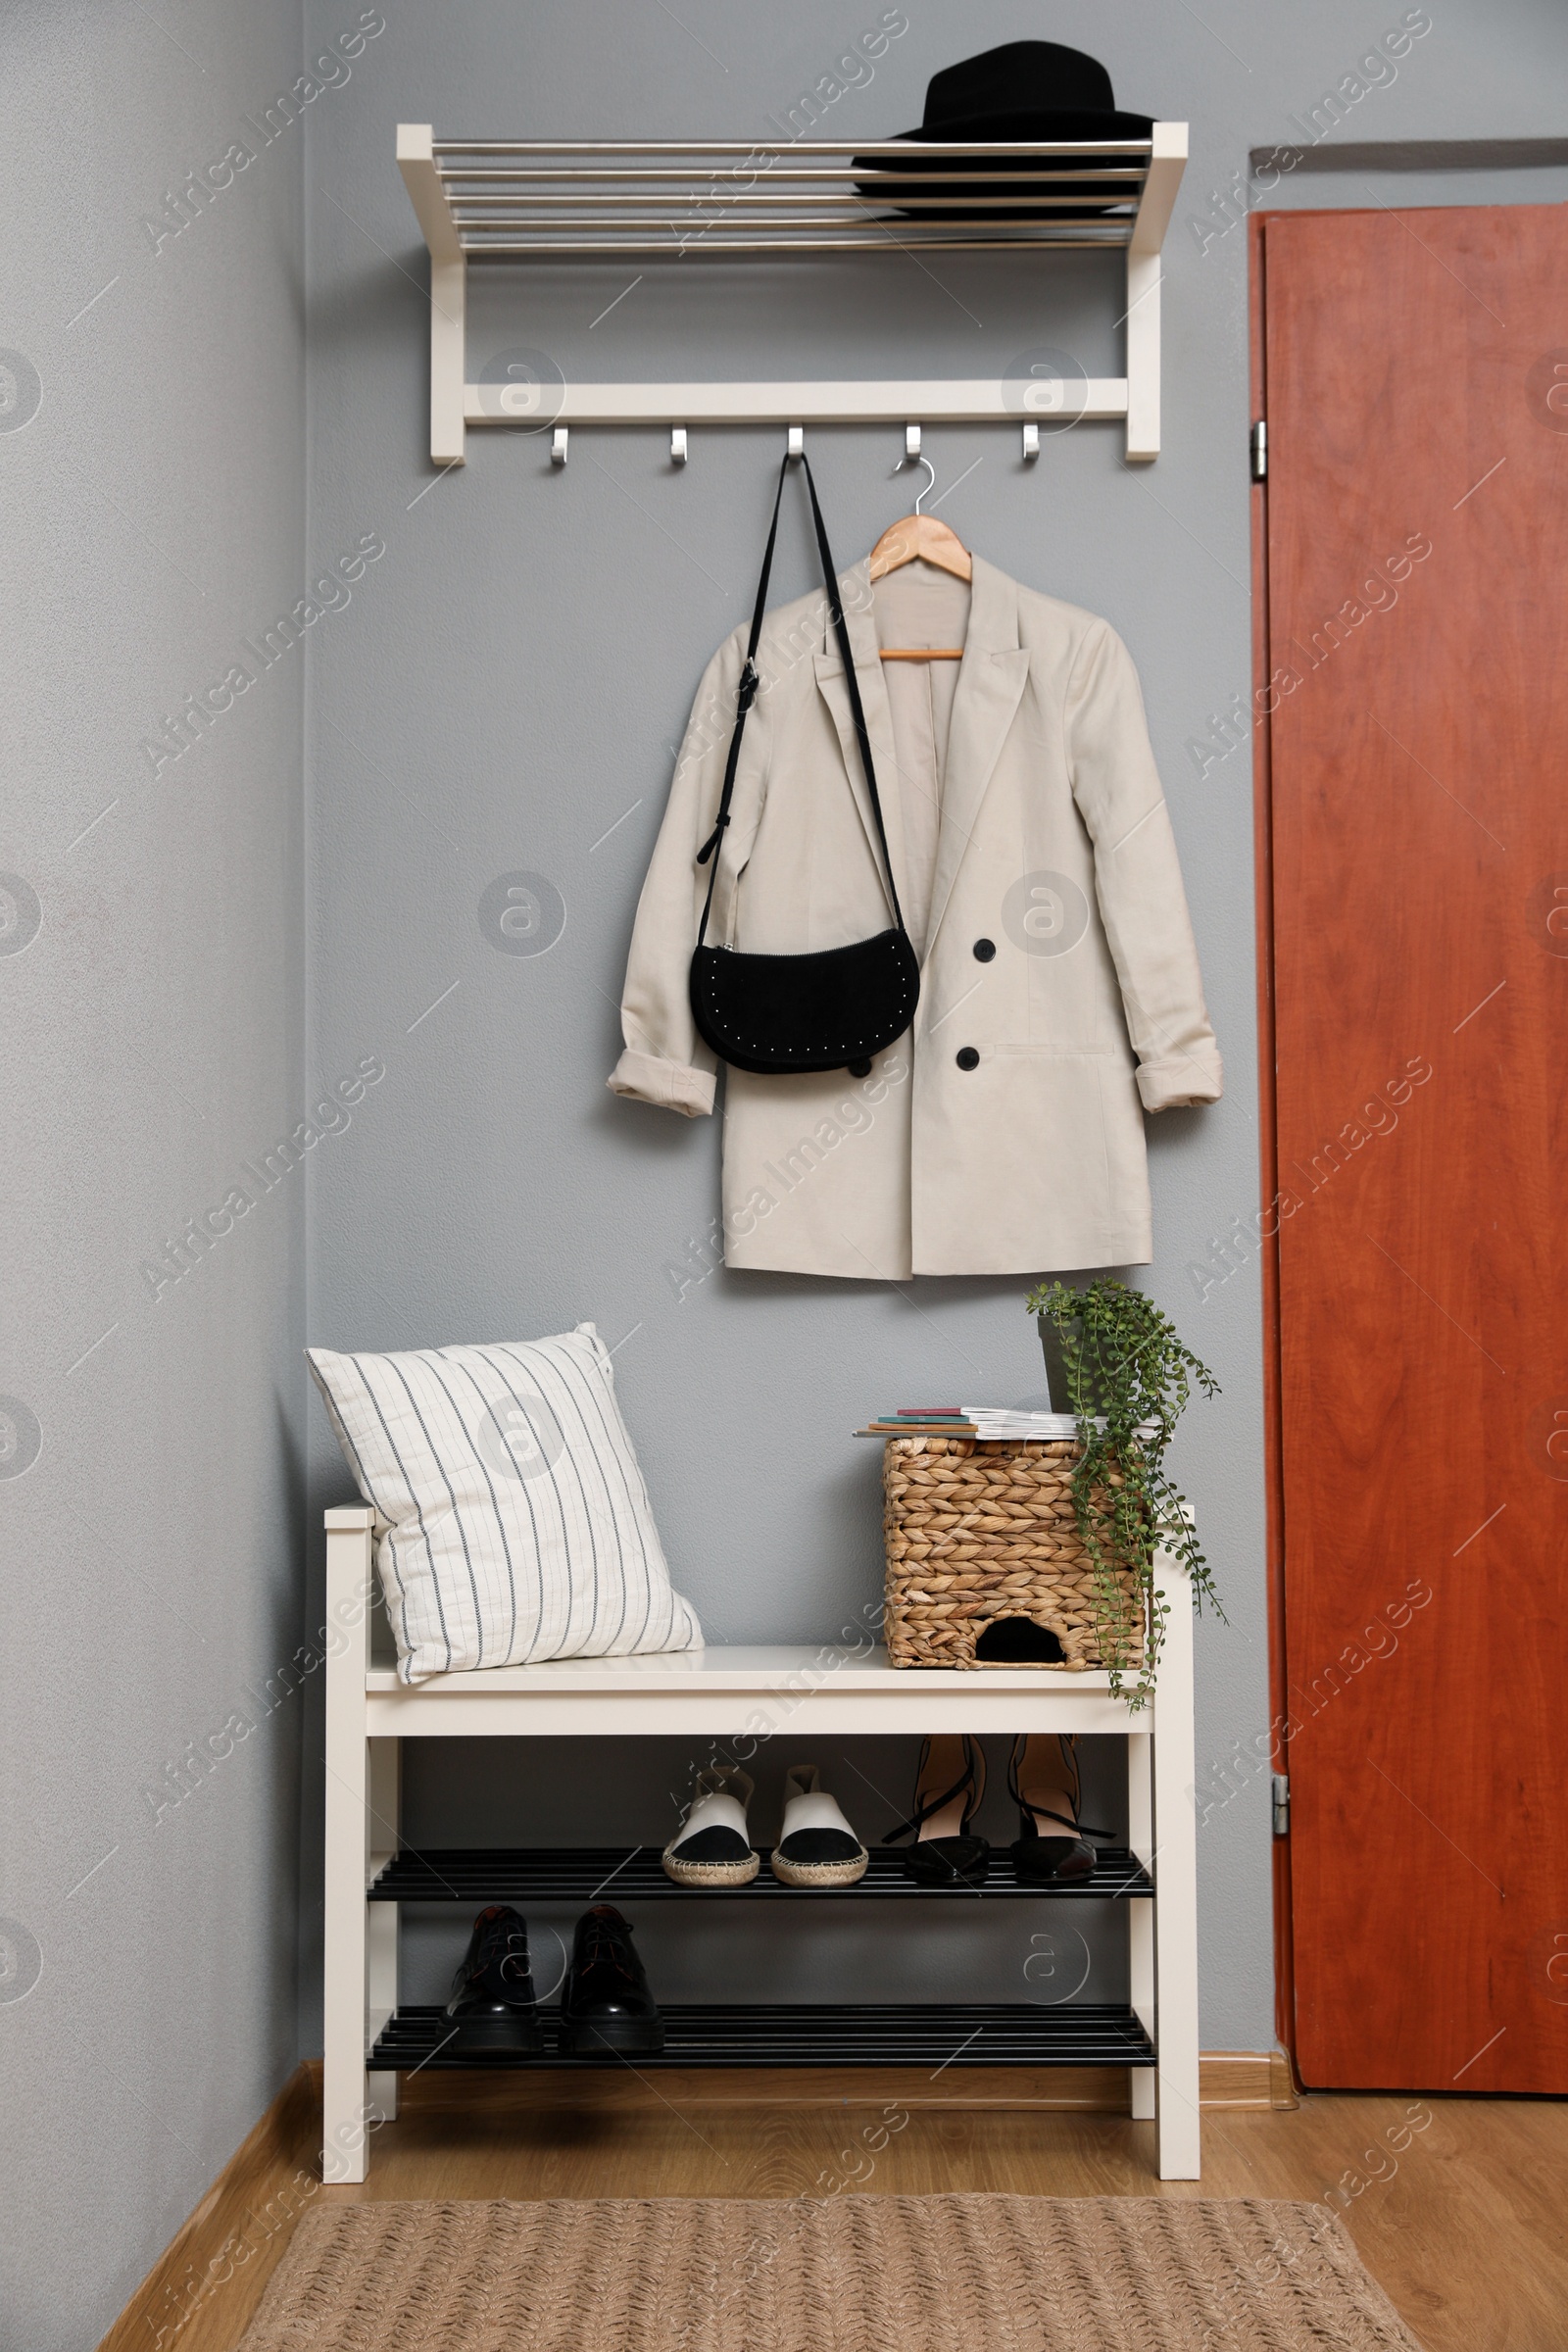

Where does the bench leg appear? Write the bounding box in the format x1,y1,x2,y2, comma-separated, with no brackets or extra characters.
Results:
367,1737,401,2125
1152,1555,1200,2179
1127,1730,1156,2121
322,1723,370,2180
323,1511,376,2181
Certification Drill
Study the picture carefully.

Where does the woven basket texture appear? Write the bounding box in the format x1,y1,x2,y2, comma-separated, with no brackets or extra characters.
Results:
882,1437,1144,1672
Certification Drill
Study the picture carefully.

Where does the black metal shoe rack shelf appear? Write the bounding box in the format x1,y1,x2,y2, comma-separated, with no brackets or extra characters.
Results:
367,1844,1157,2073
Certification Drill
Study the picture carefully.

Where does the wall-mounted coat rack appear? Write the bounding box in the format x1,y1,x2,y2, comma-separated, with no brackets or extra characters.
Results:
396,123,1187,469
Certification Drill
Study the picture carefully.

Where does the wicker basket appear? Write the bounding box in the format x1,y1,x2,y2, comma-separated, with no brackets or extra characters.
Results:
882,1436,1145,1671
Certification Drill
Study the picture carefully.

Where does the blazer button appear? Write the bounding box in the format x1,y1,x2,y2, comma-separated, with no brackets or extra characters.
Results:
972,938,996,961
956,1047,980,1071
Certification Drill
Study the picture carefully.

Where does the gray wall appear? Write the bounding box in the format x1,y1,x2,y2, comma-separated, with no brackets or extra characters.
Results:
4,3,1566,2343
298,0,1568,2070
0,7,309,2348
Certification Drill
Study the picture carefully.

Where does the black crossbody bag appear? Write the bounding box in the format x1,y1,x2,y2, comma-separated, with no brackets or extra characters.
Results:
688,451,920,1077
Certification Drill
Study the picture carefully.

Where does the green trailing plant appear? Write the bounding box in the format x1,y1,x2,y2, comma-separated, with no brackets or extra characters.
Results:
1025,1278,1222,1707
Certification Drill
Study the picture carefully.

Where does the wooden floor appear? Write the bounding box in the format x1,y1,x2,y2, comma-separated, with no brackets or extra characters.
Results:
135,2074,1568,2352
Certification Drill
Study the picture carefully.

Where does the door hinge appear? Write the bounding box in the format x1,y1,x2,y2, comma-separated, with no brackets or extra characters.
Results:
1271,1772,1290,1837
1250,418,1267,480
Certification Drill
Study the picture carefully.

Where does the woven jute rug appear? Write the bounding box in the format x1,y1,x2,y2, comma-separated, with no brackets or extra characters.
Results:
237,2193,1426,2350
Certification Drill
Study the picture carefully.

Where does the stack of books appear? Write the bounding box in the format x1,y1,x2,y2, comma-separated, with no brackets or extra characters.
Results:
859,1406,977,1437
857,1406,1084,1440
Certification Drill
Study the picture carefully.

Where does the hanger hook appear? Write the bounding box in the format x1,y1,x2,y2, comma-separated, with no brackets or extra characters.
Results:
909,454,936,514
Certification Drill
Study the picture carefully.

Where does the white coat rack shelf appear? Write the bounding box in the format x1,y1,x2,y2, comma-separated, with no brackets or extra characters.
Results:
396,123,1188,467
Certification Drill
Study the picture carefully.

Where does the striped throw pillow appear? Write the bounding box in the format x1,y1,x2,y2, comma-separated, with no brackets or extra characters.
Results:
308,1324,701,1682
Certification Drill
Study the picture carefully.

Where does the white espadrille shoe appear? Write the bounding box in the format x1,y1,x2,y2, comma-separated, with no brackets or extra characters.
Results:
768,1764,869,1887
662,1766,760,1887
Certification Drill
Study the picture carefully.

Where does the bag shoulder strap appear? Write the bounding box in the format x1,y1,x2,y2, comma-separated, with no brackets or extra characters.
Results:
696,451,904,948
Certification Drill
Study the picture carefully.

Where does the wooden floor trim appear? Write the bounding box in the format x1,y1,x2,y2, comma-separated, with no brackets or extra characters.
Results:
96,2064,320,2352
96,2048,1294,2346
1201,2050,1299,2111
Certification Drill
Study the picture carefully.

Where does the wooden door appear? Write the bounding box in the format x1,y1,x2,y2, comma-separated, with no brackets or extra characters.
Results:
1259,204,1568,2090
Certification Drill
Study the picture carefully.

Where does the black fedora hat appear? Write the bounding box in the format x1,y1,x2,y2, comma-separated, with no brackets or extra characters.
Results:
906,42,1152,142
854,42,1152,221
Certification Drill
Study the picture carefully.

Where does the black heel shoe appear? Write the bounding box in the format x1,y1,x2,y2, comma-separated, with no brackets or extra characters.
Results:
1008,1734,1111,1883
883,1735,990,1886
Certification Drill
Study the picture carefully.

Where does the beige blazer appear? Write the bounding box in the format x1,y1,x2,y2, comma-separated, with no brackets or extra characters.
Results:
609,552,1221,1278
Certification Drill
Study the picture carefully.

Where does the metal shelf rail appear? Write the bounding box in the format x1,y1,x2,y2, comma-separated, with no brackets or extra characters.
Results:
394,124,1188,466
367,1842,1154,1904
321,1506,1200,2184
370,2002,1158,2073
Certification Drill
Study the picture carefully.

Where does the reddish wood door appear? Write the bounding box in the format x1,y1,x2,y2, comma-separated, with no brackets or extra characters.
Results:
1261,204,1568,2090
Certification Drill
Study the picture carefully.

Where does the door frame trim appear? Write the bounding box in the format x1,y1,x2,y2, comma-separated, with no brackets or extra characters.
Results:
1249,208,1298,2069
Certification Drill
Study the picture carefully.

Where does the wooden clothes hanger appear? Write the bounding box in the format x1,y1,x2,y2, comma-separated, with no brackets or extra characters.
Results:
866,456,970,662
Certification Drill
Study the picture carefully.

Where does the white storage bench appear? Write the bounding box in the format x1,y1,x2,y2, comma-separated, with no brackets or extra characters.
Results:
321,1504,1200,2182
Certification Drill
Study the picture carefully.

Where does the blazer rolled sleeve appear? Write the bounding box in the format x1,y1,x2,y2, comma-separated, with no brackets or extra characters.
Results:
608,629,750,1118
1135,1051,1224,1113
608,1048,715,1118
1065,621,1223,1113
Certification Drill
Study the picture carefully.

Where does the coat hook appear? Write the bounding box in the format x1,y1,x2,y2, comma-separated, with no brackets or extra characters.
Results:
905,423,921,461
551,425,568,466
670,427,688,466
1022,421,1041,462
786,425,804,461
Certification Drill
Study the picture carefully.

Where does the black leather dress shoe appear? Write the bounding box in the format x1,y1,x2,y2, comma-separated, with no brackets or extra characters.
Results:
561,1904,664,2055
444,1903,543,2053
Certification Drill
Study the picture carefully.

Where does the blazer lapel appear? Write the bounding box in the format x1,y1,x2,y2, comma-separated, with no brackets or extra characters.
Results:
812,561,910,924
924,555,1030,959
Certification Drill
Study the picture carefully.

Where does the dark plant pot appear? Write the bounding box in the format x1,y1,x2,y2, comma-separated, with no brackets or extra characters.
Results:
1037,1311,1112,1417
